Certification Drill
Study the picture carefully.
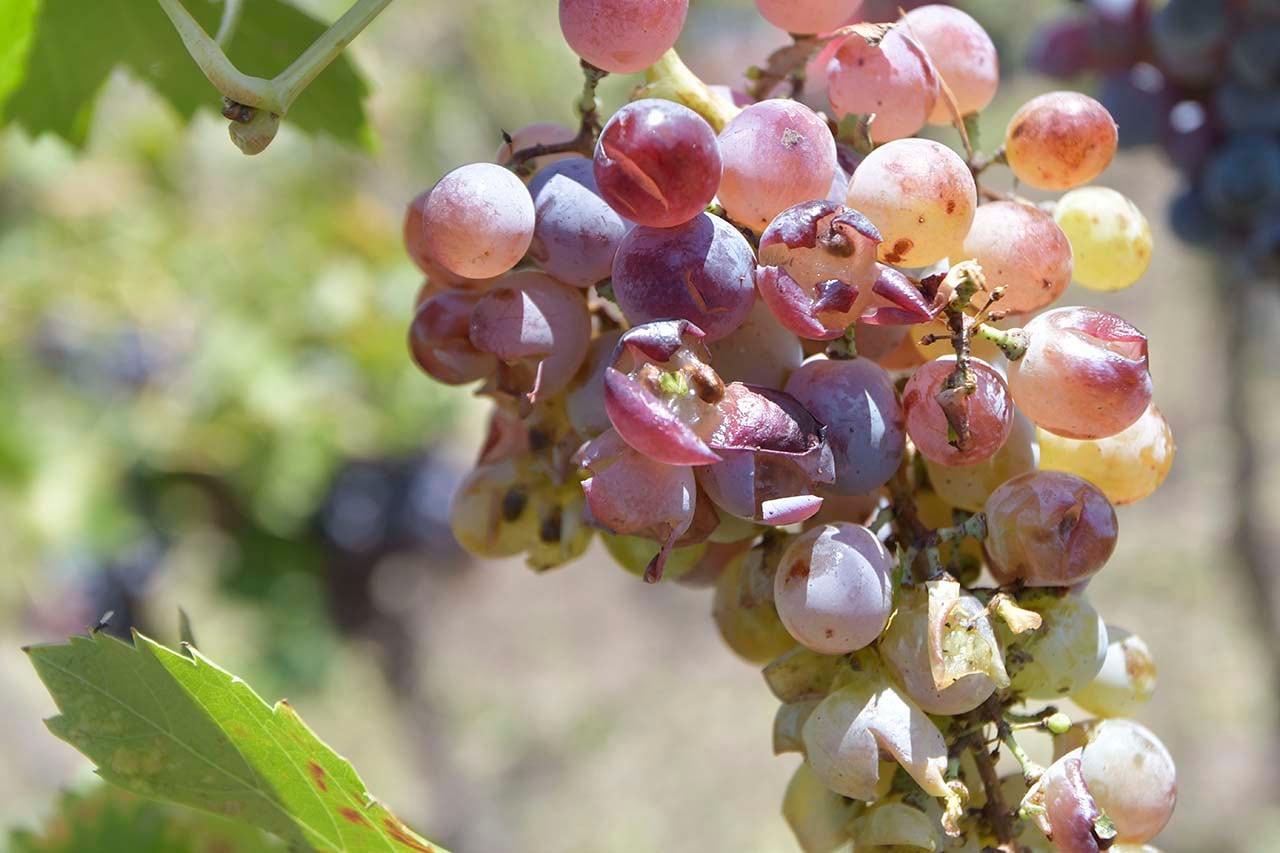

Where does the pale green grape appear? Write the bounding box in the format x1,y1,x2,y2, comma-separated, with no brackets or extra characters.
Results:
1006,592,1108,700
1072,626,1157,718
602,533,705,580
1054,186,1153,292
781,761,855,853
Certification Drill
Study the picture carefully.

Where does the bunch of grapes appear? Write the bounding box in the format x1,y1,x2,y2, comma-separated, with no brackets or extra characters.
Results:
1029,0,1280,268
404,2,1177,849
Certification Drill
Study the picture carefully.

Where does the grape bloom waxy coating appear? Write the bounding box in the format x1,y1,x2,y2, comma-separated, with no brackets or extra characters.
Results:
403,3,1178,849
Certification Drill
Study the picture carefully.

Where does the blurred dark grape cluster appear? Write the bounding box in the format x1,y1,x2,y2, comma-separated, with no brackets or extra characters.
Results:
1029,0,1280,271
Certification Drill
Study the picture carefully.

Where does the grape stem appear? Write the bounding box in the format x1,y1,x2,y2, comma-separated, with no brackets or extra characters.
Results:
998,717,1045,786
745,22,891,102
635,49,740,132
156,0,392,141
967,698,1025,853
973,322,1029,361
507,61,608,175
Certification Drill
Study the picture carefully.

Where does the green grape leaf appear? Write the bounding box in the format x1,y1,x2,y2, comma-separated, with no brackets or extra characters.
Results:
1,0,371,148
9,784,285,853
26,630,447,853
0,0,39,109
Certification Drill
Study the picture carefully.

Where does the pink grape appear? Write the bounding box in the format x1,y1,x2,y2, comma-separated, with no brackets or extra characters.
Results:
469,270,591,401
755,0,863,35
773,523,894,654
901,5,999,122
756,200,882,340
421,163,535,279
593,99,722,228
961,201,1074,315
603,320,725,466
1006,306,1152,439
784,356,904,495
846,138,975,267
577,429,696,582
1005,92,1119,191
611,212,756,342
494,122,579,174
902,357,1013,467
558,0,689,74
403,191,497,290
826,29,939,143
984,471,1118,588
1079,720,1177,843
718,100,838,231
408,290,496,385
529,158,632,287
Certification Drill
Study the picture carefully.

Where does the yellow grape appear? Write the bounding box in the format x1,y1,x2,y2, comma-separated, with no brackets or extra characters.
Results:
1054,186,1153,292
1037,404,1174,505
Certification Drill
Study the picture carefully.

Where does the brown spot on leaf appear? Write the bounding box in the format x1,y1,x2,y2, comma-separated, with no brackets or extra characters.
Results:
308,761,328,792
341,807,370,826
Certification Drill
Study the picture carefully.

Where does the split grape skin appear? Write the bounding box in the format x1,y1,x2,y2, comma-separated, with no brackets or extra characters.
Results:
611,213,756,342
593,99,722,229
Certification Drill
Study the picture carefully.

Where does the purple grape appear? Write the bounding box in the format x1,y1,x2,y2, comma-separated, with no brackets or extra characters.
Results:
1163,100,1216,176
593,99,722,229
611,212,756,342
1229,26,1280,90
697,383,834,524
784,357,904,495
1201,134,1280,224
1099,64,1171,149
528,158,632,288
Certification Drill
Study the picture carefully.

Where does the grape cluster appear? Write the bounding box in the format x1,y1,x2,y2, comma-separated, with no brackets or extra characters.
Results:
404,2,1177,849
1029,0,1280,267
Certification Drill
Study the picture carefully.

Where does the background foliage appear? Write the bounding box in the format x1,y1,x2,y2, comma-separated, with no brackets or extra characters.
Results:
0,1,1277,851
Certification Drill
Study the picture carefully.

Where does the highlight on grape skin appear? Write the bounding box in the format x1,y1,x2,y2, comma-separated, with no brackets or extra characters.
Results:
593,99,722,228
420,162,536,279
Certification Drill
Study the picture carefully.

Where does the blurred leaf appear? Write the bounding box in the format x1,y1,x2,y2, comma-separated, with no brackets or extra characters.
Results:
0,0,39,108
8,783,284,852
27,630,447,853
2,0,371,148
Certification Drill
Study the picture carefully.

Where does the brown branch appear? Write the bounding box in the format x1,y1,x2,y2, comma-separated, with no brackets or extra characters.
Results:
746,23,891,101
967,697,1024,853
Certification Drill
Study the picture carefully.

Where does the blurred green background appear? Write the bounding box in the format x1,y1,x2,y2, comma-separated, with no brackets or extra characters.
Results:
1,1,1278,850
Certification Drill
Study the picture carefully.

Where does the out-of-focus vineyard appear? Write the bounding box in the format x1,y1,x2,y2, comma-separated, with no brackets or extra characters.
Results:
1,1,1277,851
